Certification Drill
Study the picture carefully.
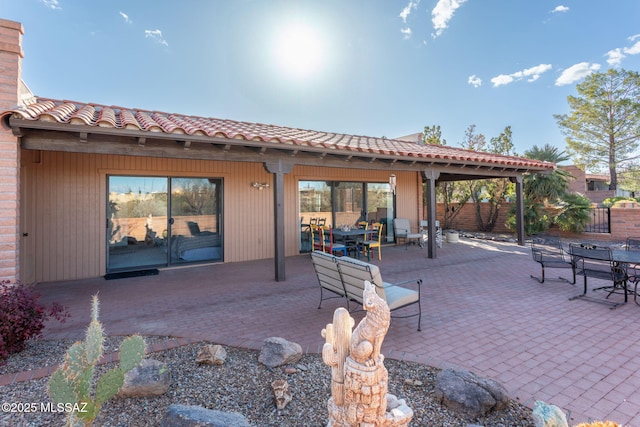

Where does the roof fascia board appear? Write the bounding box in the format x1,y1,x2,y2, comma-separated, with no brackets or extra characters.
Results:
11,118,553,175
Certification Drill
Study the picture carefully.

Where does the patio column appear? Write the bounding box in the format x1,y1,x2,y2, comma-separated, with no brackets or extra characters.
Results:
0,20,23,282
265,160,293,281
423,170,440,259
510,175,525,246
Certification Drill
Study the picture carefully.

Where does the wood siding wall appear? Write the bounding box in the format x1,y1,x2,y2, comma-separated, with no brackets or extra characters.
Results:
22,149,421,282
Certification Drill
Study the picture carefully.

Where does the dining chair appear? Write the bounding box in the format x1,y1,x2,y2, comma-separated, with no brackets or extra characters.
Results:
321,226,347,256
310,225,324,252
362,222,383,261
626,237,640,305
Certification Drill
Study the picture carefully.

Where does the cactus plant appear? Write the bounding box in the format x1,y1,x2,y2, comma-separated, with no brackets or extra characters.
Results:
48,294,145,426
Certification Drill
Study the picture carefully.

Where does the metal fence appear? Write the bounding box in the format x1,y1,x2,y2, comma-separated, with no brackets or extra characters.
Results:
585,207,611,233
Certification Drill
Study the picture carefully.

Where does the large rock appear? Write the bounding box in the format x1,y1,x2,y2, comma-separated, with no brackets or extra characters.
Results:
161,404,251,427
532,400,569,427
434,368,509,417
196,344,227,365
118,358,171,398
258,337,302,368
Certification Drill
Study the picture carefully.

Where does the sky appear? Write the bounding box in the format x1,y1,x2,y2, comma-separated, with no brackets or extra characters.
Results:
3,0,640,156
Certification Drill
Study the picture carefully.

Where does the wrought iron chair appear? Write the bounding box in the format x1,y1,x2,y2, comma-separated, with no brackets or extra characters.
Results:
529,240,575,284
568,244,629,309
626,237,640,305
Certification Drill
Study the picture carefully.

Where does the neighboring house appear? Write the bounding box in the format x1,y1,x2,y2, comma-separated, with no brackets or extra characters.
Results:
560,165,621,205
0,19,554,283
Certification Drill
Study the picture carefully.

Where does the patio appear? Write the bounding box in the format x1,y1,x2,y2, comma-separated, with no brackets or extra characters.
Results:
33,237,640,425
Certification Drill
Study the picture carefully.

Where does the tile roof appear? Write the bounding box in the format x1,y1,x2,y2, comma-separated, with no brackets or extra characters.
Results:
2,97,555,171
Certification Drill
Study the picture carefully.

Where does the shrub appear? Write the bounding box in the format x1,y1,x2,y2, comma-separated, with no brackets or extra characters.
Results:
0,281,70,363
505,198,551,236
601,196,636,207
553,193,592,233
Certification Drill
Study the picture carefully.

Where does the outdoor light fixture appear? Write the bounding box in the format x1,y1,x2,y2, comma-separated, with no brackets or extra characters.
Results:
251,182,270,190
389,174,396,195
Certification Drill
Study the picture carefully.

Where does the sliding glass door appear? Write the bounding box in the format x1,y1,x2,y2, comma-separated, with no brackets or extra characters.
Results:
298,180,394,252
107,176,222,272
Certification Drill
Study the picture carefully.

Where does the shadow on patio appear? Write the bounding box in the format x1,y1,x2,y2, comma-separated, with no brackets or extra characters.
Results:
35,237,640,425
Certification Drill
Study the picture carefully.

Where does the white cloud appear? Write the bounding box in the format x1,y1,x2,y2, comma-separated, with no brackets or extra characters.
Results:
555,62,601,86
551,5,569,13
119,11,132,24
606,48,625,66
604,35,640,67
468,75,482,88
431,0,467,38
624,40,640,55
40,0,61,10
491,74,515,87
145,29,169,47
490,64,552,87
400,27,412,39
399,1,419,24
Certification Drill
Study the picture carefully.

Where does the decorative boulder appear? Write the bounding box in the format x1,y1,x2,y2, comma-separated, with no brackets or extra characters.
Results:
532,400,569,427
434,368,509,417
196,344,227,365
118,358,171,398
258,337,302,368
161,404,251,427
271,379,292,410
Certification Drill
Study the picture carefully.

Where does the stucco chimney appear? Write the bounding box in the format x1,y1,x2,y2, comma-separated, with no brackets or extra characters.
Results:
0,19,24,282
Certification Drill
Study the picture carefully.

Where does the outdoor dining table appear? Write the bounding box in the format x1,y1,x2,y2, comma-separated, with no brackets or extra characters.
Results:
332,228,377,258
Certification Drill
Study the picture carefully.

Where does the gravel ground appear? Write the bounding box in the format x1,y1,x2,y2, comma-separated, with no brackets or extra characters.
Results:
1,337,535,427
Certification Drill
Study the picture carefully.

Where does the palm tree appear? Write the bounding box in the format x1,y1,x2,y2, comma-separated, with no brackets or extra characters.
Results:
523,144,572,204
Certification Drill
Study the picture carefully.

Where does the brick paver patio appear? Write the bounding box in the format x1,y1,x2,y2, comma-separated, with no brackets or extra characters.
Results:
22,237,640,425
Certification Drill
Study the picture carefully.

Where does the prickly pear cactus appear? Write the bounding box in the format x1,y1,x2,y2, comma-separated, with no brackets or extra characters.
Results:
48,295,145,426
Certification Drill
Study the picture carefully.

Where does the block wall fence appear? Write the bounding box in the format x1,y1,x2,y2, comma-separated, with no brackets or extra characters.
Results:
431,202,640,243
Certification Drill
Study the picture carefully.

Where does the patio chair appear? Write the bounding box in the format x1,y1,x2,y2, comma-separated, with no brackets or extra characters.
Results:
529,240,575,284
322,226,347,256
393,218,422,249
419,220,442,248
362,222,383,261
310,251,348,309
626,237,640,305
568,244,629,309
336,256,423,331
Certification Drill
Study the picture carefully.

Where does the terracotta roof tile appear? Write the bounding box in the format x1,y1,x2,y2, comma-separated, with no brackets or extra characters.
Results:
1,97,555,170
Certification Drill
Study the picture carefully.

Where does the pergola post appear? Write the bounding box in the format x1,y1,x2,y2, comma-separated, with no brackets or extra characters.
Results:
265,160,293,281
511,175,525,246
423,170,440,259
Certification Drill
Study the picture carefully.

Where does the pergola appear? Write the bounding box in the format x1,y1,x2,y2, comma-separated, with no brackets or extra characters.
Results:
3,98,555,280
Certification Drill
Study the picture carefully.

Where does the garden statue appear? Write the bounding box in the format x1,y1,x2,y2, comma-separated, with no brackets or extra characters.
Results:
322,281,413,427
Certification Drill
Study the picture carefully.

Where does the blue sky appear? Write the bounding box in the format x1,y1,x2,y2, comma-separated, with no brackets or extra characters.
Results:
3,0,640,155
